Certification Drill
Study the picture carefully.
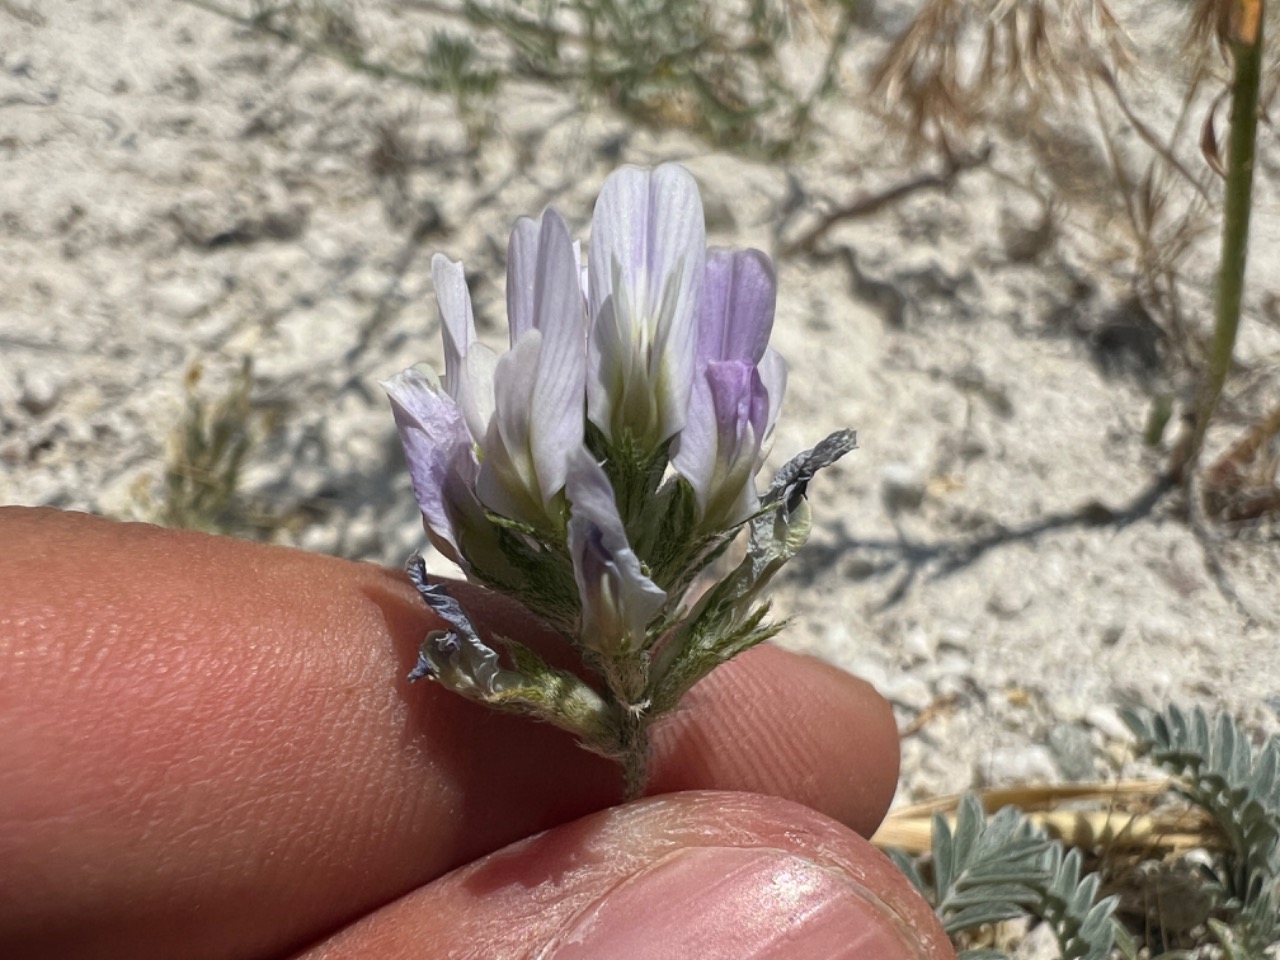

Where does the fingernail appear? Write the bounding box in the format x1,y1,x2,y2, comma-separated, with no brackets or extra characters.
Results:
546,846,931,959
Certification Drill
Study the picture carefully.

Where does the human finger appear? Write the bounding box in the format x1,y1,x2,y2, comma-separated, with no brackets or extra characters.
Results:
0,508,899,960
298,791,953,960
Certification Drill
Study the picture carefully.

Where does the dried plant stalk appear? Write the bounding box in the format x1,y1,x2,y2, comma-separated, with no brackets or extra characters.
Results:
874,781,1221,856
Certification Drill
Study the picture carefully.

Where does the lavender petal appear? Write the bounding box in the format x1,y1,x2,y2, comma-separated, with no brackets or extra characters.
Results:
697,248,777,366
381,367,478,566
565,453,666,652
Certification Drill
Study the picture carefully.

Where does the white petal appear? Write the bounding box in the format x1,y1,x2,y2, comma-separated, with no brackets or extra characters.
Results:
587,164,706,445
431,254,476,399
505,217,540,346
527,209,587,502
476,332,543,524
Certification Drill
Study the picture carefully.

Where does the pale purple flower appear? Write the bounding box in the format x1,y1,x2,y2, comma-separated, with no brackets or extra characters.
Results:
671,248,787,528
384,208,586,555
387,166,790,571
474,209,587,525
382,365,484,569
587,164,706,450
566,452,666,654
385,163,853,791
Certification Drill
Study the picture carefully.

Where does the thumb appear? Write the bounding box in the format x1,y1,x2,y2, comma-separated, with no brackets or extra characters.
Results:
300,791,955,959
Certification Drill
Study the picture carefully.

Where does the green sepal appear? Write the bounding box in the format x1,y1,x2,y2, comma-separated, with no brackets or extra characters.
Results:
586,422,670,558
646,431,854,713
467,513,581,636
648,601,784,715
638,476,713,591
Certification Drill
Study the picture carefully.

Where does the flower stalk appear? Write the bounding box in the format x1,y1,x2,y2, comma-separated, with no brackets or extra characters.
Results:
385,164,854,798
1170,0,1264,484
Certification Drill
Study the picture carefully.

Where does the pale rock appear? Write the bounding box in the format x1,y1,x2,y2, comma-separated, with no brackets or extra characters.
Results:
1138,613,1182,647
151,278,219,320
1047,723,1095,780
849,655,890,692
1084,704,1132,741
987,579,1034,618
343,512,383,559
976,744,1059,786
824,620,853,648
901,625,934,662
938,623,970,650
933,673,971,700
929,649,972,680
880,674,932,711
1010,918,1060,960
18,371,60,416
880,462,926,512
1048,694,1088,724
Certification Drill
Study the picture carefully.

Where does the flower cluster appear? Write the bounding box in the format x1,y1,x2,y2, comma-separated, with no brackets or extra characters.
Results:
385,164,853,795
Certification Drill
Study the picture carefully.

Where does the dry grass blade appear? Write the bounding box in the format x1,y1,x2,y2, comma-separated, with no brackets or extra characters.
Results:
160,359,257,535
1202,400,1280,521
869,0,1133,152
1189,0,1236,49
874,781,1222,857
1202,91,1231,176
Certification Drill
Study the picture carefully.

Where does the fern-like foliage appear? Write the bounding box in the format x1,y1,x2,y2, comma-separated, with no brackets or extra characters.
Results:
888,792,1119,960
1123,704,1280,952
1036,843,1117,960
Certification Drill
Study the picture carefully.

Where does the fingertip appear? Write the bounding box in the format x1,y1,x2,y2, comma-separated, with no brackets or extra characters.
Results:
300,792,954,960
648,644,901,837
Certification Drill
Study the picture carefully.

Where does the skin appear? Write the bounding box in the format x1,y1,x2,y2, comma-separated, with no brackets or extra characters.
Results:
0,507,954,959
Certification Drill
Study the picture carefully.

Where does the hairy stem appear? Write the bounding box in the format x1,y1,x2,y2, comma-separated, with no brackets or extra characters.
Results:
619,709,651,802
599,649,653,801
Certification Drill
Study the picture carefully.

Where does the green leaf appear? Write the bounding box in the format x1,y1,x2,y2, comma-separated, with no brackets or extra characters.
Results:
1126,703,1280,942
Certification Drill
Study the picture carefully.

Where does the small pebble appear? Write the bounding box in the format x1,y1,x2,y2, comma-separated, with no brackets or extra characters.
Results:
901,625,934,662
1099,622,1125,646
343,512,384,560
152,279,217,320
18,371,59,416
1138,614,1180,647
933,673,970,700
987,580,1033,618
1048,695,1088,724
848,655,890,692
1011,918,1060,960
880,674,932,711
977,744,1059,786
929,650,971,680
880,463,926,512
298,524,341,556
1084,704,1132,741
1048,723,1095,780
